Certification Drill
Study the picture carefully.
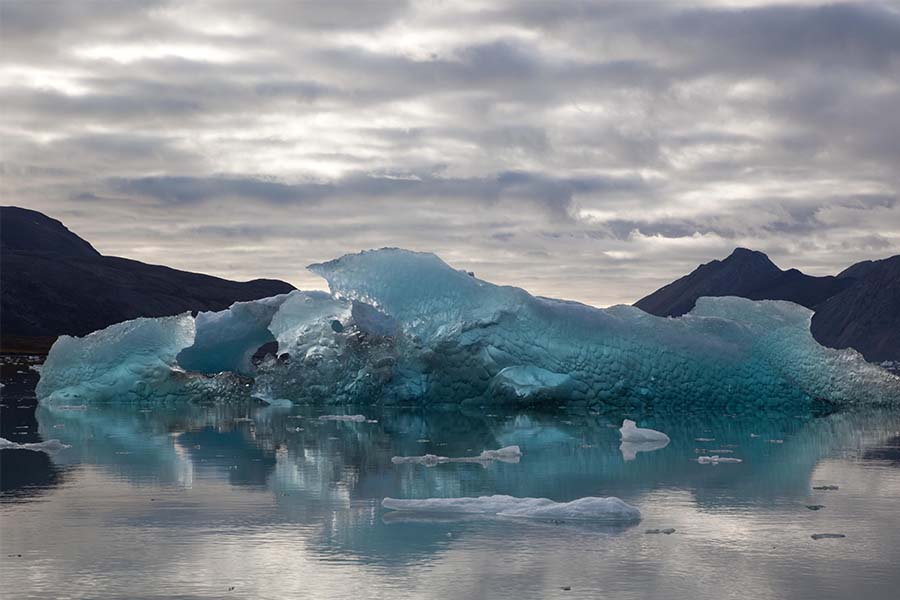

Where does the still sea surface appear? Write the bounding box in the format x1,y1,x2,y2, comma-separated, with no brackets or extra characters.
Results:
2,355,900,600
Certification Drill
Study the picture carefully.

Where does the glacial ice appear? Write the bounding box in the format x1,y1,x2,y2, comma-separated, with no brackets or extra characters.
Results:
0,437,70,453
36,248,900,407
381,495,641,522
391,445,522,466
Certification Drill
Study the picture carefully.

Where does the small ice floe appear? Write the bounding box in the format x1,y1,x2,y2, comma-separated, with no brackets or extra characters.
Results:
812,485,839,491
695,437,715,442
0,438,70,454
811,533,845,540
619,421,670,461
381,494,641,522
29,364,42,374
750,433,760,438
318,415,370,423
806,505,825,511
768,439,784,444
645,528,676,535
696,455,743,464
391,446,522,467
620,420,670,444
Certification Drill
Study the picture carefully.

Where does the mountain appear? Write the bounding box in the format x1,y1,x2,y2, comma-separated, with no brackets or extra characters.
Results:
1,206,295,352
635,247,899,363
633,248,853,317
811,255,900,363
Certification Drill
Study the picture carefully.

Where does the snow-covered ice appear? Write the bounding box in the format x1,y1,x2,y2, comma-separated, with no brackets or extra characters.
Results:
381,494,641,522
35,248,900,407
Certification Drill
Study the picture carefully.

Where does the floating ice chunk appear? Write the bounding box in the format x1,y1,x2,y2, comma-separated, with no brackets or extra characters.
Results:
812,485,839,491
0,437,70,453
696,455,743,464
318,415,368,422
382,494,641,522
645,528,676,534
391,453,447,466
620,420,670,444
391,445,522,466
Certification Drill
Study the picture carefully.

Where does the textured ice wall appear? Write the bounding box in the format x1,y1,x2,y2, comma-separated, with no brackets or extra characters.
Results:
36,313,246,404
296,249,900,407
177,293,290,375
36,248,900,407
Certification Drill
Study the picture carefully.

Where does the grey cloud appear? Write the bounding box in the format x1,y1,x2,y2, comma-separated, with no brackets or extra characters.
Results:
2,0,899,306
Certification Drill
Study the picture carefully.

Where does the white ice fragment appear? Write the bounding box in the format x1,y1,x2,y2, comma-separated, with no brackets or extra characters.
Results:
696,455,743,464
0,438,70,453
392,445,521,466
381,494,641,522
620,420,670,444
318,414,368,422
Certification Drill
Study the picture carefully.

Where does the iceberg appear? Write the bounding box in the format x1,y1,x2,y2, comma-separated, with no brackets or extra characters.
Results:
36,248,900,408
381,495,641,522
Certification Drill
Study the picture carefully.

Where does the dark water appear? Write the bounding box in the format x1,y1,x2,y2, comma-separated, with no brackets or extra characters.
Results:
2,355,900,599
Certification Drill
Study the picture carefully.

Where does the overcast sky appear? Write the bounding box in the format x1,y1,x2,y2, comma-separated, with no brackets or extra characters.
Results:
2,0,899,306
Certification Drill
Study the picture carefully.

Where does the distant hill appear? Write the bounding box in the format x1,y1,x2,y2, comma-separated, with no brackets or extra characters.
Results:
811,255,900,363
635,248,899,363
1,206,295,352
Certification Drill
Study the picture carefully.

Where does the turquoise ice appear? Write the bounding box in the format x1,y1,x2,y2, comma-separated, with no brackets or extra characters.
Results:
36,248,900,407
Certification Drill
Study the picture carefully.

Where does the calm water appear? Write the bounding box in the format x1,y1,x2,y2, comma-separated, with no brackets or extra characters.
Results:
2,356,900,599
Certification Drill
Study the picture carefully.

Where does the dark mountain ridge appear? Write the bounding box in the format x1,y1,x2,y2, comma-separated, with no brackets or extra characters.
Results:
1,206,295,352
635,247,900,363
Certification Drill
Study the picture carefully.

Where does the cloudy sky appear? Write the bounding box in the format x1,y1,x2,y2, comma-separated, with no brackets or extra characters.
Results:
2,0,899,306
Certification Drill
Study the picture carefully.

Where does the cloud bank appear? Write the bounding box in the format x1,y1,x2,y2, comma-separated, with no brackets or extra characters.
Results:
2,0,899,305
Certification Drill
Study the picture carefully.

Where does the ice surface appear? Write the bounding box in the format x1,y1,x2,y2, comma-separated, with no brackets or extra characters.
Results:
37,248,900,407
0,437,70,453
177,293,290,375
381,494,641,522
36,314,197,404
620,420,670,443
391,445,522,466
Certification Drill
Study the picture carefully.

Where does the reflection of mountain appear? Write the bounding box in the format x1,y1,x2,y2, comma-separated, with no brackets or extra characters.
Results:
29,400,900,565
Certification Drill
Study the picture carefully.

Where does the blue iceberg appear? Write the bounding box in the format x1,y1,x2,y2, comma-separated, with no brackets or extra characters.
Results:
36,248,900,408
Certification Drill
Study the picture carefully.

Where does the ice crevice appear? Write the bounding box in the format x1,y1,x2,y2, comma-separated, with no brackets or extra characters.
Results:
35,248,900,407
